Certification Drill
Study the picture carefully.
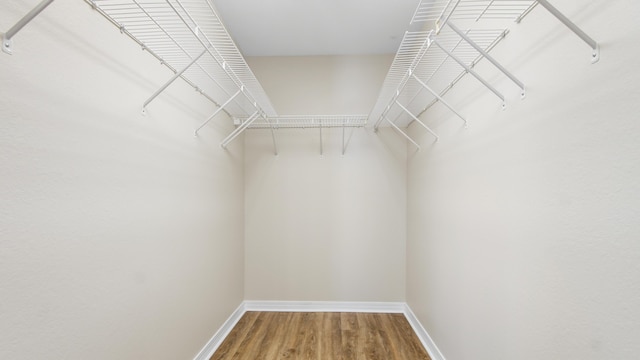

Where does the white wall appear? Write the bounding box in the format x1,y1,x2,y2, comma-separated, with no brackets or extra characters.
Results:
406,1,640,359
244,55,407,302
0,1,244,359
246,55,392,115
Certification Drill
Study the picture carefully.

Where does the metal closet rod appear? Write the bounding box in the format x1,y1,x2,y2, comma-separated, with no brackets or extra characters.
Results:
2,0,55,55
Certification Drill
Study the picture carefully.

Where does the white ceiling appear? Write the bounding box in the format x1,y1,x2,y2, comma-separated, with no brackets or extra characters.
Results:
213,0,421,57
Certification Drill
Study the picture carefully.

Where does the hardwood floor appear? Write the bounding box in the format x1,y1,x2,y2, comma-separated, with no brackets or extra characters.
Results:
210,312,431,360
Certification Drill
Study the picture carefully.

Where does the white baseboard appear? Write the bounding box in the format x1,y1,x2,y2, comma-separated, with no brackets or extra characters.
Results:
192,302,246,360
403,304,446,360
194,301,445,360
244,300,405,313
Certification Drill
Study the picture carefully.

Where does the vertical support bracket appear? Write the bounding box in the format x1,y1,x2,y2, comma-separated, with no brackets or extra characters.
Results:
142,47,208,114
395,101,439,141
194,87,242,135
433,39,506,109
536,0,600,63
385,117,421,150
447,22,526,98
267,117,278,156
411,73,467,127
342,119,346,155
2,0,55,55
319,119,323,156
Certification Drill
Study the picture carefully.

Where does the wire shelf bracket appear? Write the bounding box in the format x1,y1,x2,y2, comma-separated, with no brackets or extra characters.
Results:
195,88,243,136
319,119,323,156
432,38,506,109
386,116,421,150
536,0,600,63
396,100,439,141
142,46,209,115
446,22,526,98
2,0,54,55
221,110,260,149
410,73,467,127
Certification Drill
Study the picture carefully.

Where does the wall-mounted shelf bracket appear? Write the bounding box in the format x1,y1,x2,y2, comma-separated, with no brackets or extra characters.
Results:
411,73,467,127
195,87,244,135
396,101,439,141
142,47,208,115
221,110,260,149
268,119,278,156
447,23,526,98
386,117,421,150
2,0,54,55
435,0,461,34
536,0,600,63
319,119,323,156
433,39,506,109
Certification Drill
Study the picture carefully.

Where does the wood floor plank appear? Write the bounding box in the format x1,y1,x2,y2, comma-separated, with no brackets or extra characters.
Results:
210,311,259,360
210,312,431,360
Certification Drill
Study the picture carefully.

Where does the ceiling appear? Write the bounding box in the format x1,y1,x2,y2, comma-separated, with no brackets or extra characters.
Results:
213,0,421,57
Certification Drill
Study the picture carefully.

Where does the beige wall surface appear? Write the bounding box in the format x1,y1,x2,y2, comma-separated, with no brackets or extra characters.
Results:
0,1,244,359
247,54,392,115
406,1,640,359
244,55,407,302
244,128,406,302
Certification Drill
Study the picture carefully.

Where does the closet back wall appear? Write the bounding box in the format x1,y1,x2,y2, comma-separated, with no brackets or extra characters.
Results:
0,1,244,359
244,55,407,302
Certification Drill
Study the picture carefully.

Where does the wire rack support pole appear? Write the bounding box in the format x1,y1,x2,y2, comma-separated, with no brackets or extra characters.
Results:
194,88,243,135
221,111,260,149
142,47,208,114
395,101,439,141
447,23,526,98
342,120,346,155
386,117,421,150
411,74,467,127
2,0,54,54
536,0,599,63
373,68,417,130
319,119,323,156
433,39,506,108
268,119,278,156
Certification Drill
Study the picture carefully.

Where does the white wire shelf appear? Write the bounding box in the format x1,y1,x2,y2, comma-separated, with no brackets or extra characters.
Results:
370,26,509,130
411,0,537,29
238,115,368,130
85,0,277,118
372,0,599,143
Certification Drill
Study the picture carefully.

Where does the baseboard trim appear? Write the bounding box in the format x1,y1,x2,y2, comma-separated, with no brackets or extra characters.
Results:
192,302,246,360
194,301,445,360
403,304,446,360
244,300,406,313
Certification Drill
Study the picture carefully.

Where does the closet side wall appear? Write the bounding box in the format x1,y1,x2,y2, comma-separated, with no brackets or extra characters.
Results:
0,2,244,360
406,1,640,359
244,55,407,302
